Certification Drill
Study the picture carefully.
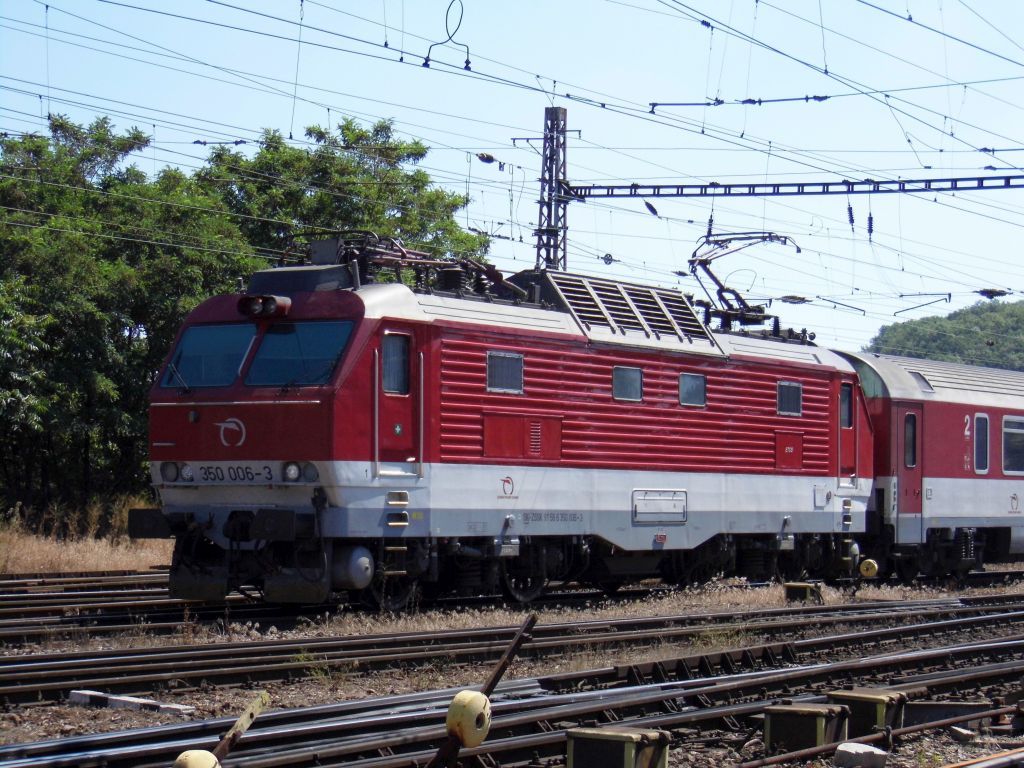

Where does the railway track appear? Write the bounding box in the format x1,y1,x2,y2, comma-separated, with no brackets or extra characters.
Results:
4,594,1024,705
3,617,1024,767
3,567,1024,645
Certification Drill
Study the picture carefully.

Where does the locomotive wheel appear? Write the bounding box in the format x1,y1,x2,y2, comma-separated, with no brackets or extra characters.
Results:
362,575,419,613
895,556,920,583
500,560,547,603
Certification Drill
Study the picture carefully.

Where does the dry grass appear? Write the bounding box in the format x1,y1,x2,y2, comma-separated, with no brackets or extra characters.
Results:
0,500,172,574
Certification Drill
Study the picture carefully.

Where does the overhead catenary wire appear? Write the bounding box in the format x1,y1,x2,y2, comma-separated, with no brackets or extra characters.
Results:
5,1,1024,341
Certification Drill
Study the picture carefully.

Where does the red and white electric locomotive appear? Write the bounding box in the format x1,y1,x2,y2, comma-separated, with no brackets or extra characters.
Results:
130,234,872,606
129,234,1024,606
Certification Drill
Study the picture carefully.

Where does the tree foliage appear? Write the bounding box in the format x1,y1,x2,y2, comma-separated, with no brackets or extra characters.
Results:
866,300,1024,372
0,116,259,512
197,119,488,259
1,115,487,516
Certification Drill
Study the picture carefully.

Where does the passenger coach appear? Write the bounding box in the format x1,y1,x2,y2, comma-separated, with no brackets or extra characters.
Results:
842,352,1024,577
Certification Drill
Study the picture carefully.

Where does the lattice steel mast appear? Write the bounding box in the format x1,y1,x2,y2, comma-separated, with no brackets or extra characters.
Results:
534,107,569,271
532,109,1024,273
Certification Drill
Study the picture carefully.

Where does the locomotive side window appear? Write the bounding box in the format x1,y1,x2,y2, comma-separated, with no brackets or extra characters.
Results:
975,414,989,474
679,373,706,407
613,366,643,402
777,381,802,416
1003,417,1024,474
840,383,853,428
486,351,524,394
904,413,918,468
382,334,410,394
161,324,256,388
245,320,353,386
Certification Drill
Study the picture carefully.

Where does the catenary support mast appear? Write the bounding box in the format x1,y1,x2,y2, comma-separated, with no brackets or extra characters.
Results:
534,107,569,271
532,109,1024,273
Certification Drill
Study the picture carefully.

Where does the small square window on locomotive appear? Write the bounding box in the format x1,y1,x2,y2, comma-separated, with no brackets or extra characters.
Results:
382,334,410,394
486,351,524,394
613,366,643,402
679,373,706,407
777,381,802,416
840,383,853,428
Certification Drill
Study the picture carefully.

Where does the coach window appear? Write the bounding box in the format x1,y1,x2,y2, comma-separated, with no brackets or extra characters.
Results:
486,351,524,394
975,414,989,474
382,334,410,394
613,366,643,402
679,373,706,407
1003,417,1024,474
904,413,918,468
840,383,854,428
777,381,802,416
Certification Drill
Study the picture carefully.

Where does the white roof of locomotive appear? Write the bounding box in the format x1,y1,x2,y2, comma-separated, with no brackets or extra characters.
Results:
840,351,1024,409
718,334,856,372
358,282,854,372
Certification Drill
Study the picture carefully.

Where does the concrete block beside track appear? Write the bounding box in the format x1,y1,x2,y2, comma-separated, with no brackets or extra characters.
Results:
69,689,195,714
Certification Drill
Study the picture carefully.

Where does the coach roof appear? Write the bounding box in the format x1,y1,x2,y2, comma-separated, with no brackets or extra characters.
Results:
840,351,1024,409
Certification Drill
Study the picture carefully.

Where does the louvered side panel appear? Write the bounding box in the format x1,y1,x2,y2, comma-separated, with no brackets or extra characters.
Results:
549,274,611,330
438,330,836,474
589,281,645,331
626,287,677,337
658,291,711,339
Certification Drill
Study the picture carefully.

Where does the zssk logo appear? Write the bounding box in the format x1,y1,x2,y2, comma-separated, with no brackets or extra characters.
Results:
215,417,247,447
501,476,515,496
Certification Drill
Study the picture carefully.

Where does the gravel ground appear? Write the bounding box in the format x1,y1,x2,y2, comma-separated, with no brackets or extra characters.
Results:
3,578,1024,767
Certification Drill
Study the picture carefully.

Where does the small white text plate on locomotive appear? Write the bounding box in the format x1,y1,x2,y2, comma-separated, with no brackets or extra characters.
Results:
632,489,687,524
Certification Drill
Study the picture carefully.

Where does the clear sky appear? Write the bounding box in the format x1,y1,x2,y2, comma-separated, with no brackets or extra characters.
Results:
3,0,1024,354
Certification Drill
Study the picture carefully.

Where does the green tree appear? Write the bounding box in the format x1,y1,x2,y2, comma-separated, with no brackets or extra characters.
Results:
866,300,1024,371
197,118,488,259
1,115,490,521
0,116,260,514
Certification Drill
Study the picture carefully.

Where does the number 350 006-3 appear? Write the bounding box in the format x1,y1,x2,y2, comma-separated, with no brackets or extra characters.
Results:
198,464,273,483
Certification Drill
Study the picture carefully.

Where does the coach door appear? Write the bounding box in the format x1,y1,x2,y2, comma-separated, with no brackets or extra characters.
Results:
895,404,923,516
374,327,422,476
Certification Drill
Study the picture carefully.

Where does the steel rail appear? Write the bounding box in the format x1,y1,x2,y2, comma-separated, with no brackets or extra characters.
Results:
2,582,1015,645
2,571,1022,644
203,646,1024,768
6,634,1024,768
4,600,1023,704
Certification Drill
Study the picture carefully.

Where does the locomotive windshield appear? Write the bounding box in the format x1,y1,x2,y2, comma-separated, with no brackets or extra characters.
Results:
160,324,256,389
245,320,354,387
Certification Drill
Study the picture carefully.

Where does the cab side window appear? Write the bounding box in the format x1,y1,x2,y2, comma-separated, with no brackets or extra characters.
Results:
382,335,410,394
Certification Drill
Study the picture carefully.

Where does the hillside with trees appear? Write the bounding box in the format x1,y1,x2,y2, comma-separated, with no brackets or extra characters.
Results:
0,115,487,524
866,300,1024,372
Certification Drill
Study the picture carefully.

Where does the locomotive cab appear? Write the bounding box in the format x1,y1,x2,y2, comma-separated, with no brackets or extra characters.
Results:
133,264,380,602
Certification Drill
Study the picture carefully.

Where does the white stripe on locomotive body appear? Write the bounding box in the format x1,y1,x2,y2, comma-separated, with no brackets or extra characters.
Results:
157,460,870,553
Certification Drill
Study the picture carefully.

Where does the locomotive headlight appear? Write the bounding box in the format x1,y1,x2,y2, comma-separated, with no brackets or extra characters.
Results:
179,463,195,482
302,462,319,482
160,462,179,483
237,294,291,318
283,461,302,482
